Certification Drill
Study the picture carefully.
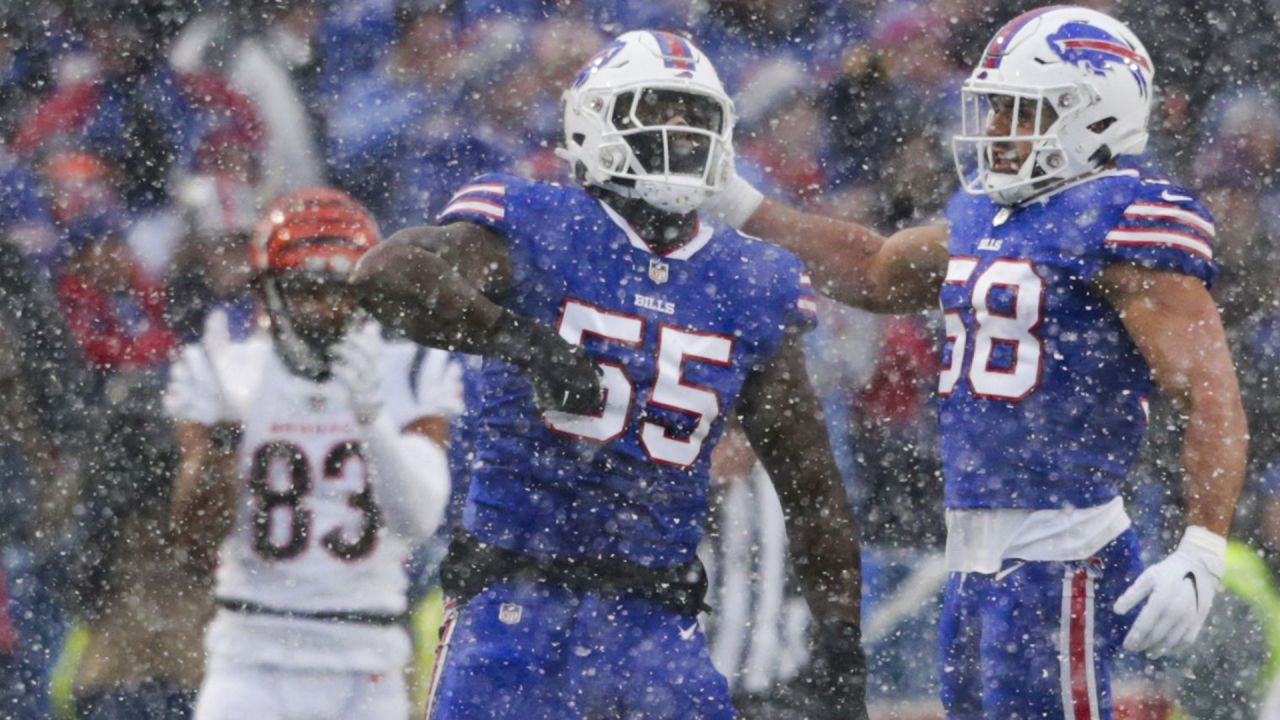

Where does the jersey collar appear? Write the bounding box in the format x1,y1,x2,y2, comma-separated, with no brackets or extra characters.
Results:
598,200,715,261
1021,168,1141,208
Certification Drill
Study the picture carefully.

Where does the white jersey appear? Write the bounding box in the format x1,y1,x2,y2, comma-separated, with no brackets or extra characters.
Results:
166,322,462,672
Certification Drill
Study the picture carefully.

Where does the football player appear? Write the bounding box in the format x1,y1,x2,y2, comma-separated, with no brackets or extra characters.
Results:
701,6,1247,718
352,31,867,720
167,188,461,720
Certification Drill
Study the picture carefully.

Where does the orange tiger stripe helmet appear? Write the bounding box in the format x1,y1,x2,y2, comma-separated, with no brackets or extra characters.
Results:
252,187,381,278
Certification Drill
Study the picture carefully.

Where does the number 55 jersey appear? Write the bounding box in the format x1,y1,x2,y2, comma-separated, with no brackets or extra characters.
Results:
165,324,462,672
438,173,817,569
940,168,1216,511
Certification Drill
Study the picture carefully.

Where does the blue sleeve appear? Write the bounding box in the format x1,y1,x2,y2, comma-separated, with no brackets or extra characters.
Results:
436,173,521,232
1100,188,1217,286
436,173,542,289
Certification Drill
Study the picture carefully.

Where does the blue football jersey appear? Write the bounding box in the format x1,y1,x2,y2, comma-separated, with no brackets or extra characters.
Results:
940,169,1217,510
436,174,817,567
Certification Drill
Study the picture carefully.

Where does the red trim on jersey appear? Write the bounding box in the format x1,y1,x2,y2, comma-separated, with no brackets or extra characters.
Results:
423,601,461,720
439,198,505,223
1105,228,1214,260
1068,568,1095,720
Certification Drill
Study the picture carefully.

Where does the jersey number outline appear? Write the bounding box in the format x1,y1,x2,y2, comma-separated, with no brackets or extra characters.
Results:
939,258,1045,401
249,441,382,562
542,298,734,468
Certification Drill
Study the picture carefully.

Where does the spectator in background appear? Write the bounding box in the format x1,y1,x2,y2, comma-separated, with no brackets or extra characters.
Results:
820,5,961,199
68,373,211,720
697,0,853,89
383,14,602,227
734,58,828,204
171,0,327,199
0,237,93,720
0,5,65,141
166,176,259,344
56,215,176,375
328,0,469,222
12,0,199,212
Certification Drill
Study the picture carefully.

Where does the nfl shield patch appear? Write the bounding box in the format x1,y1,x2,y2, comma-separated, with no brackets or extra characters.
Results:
498,603,523,625
648,257,669,284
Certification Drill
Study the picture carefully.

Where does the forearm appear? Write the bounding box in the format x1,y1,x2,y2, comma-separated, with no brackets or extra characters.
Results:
1182,386,1248,535
171,423,239,557
361,415,450,540
784,473,862,625
737,339,862,625
1099,265,1248,538
743,198,888,309
351,238,506,354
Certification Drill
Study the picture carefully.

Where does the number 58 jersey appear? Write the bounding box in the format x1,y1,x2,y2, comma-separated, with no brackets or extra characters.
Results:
165,325,461,671
940,169,1216,511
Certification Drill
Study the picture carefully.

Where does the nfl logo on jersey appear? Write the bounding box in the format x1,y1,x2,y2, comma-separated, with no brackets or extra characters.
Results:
648,257,669,284
498,603,523,625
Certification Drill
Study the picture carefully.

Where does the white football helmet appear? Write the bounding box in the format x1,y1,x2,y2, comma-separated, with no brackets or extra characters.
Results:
558,31,735,214
952,6,1154,205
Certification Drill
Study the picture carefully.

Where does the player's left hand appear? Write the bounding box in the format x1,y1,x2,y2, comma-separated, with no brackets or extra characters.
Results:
787,619,869,720
332,322,385,426
1114,525,1227,656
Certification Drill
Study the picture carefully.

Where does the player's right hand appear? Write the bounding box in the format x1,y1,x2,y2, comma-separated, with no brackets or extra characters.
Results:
787,619,869,720
488,309,605,415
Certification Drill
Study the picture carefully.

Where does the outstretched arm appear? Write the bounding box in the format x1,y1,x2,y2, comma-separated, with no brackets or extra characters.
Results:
736,332,866,717
351,222,603,414
742,198,949,313
706,178,950,312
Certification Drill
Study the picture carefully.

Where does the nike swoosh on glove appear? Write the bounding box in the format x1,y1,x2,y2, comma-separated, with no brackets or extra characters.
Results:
1113,525,1227,657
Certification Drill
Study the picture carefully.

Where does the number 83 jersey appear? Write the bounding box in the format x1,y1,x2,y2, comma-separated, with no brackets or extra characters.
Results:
438,174,817,569
940,169,1216,511
166,325,460,671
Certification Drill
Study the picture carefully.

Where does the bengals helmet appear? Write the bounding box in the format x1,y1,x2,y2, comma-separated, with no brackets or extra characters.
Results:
252,187,381,380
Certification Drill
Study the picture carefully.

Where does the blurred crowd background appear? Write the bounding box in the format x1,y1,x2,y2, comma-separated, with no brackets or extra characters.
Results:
1,0,1278,718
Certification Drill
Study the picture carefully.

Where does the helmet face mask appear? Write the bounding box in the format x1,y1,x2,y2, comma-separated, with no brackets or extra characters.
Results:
559,31,735,215
953,82,1088,205
951,6,1154,206
273,274,357,354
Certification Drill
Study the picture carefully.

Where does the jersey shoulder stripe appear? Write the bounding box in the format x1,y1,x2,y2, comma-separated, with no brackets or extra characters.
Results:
797,272,817,315
436,174,528,226
1103,228,1213,260
1101,175,1217,270
1121,201,1215,237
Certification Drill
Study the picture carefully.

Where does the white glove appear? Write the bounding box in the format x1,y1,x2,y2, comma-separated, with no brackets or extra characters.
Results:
332,322,385,426
699,165,765,230
165,311,238,425
1113,526,1227,656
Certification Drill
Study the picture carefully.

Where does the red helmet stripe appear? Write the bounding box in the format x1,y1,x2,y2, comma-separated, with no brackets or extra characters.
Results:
1059,39,1151,70
981,5,1071,68
652,31,695,70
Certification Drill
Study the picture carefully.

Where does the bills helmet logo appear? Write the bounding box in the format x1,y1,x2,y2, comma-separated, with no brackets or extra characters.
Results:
1047,22,1150,97
573,40,625,88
